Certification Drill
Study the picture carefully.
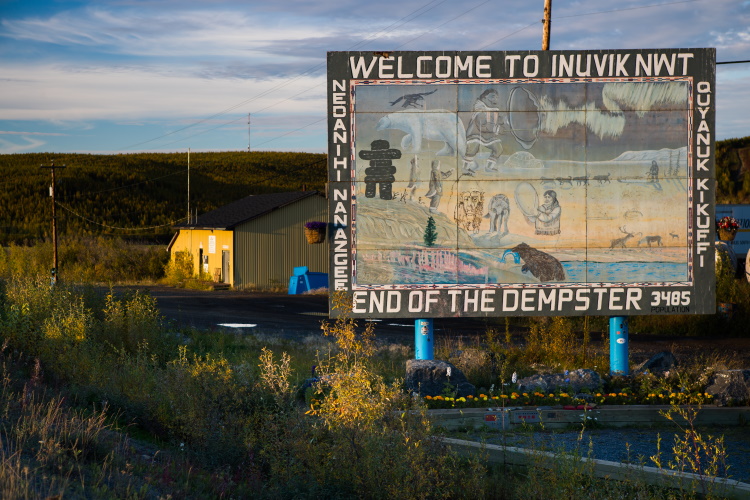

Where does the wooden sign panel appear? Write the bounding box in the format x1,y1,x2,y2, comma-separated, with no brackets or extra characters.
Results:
327,49,716,318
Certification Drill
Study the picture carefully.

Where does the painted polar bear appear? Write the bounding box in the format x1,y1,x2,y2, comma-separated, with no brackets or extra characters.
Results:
376,110,466,158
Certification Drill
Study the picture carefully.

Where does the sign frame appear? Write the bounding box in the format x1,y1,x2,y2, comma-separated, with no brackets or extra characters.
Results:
327,49,716,319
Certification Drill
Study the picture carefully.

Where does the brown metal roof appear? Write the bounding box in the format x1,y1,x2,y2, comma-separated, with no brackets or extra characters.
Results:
174,191,322,230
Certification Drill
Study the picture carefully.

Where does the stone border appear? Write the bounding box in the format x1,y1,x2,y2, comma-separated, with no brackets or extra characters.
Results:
429,405,750,430
443,437,750,500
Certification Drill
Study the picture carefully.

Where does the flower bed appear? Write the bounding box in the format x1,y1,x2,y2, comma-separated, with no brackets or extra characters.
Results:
422,390,715,409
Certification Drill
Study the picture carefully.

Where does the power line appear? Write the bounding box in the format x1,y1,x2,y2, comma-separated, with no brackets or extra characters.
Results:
252,119,327,150
55,201,187,231
480,21,538,50
119,0,449,152
86,169,187,195
394,0,492,50
554,0,702,20
123,0,728,152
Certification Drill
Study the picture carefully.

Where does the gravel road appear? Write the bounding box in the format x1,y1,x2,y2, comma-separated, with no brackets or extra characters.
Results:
111,285,750,366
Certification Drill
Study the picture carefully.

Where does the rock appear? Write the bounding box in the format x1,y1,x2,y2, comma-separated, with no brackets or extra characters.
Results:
635,351,678,374
705,369,750,407
516,369,601,393
504,151,544,169
405,359,475,397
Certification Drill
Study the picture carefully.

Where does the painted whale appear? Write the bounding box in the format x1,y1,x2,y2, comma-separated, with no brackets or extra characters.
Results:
376,110,466,158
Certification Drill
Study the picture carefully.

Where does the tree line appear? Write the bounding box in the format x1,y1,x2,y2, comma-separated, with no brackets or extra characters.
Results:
1,137,747,246
0,151,326,245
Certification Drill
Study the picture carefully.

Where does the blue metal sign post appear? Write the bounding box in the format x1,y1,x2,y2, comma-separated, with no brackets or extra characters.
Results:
609,316,629,375
415,319,434,360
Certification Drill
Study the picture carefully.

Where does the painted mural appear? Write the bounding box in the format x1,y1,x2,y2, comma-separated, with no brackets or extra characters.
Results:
352,79,691,287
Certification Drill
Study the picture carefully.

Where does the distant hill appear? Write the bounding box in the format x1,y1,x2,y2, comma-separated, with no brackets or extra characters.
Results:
0,138,746,246
0,151,326,245
611,147,687,164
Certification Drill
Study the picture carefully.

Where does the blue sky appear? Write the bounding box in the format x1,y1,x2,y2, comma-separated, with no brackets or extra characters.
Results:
1,0,748,154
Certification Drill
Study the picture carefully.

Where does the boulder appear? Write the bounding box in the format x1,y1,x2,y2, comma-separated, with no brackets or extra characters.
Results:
516,369,601,393
634,351,678,374
405,359,475,397
705,369,750,407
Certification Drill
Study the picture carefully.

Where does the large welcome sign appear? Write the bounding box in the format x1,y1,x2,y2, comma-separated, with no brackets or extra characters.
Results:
327,49,716,318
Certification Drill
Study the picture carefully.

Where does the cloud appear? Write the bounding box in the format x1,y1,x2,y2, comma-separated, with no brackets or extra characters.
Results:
0,0,747,153
1,7,334,59
0,63,325,122
0,136,48,154
0,131,66,136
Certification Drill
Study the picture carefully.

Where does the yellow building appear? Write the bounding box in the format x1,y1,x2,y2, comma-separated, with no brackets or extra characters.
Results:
168,191,328,290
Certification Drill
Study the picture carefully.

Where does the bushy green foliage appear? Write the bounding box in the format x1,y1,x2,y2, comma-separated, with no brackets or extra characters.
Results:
160,250,194,286
0,280,489,498
0,151,327,245
631,260,750,337
0,236,169,283
715,136,750,203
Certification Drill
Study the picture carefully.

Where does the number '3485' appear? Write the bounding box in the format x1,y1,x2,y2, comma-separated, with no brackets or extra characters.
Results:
650,291,690,306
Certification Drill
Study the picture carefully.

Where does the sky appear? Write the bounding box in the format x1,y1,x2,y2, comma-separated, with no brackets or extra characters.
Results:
1,0,748,155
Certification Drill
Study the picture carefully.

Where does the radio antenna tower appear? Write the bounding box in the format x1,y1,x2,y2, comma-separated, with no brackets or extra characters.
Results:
247,113,251,152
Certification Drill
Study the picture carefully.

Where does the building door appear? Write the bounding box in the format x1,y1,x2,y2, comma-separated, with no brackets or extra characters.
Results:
221,250,230,284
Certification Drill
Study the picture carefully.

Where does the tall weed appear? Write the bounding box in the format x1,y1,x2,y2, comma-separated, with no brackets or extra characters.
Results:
296,291,488,499
0,237,169,284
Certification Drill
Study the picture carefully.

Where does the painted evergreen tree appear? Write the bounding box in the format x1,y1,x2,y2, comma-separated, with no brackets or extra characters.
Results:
423,216,437,247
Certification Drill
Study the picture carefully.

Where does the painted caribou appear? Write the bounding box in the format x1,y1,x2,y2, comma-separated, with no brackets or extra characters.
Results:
610,226,640,249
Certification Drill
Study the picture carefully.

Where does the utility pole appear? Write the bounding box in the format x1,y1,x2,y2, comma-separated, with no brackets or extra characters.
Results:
187,148,191,223
542,0,552,50
40,160,66,286
247,113,251,152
